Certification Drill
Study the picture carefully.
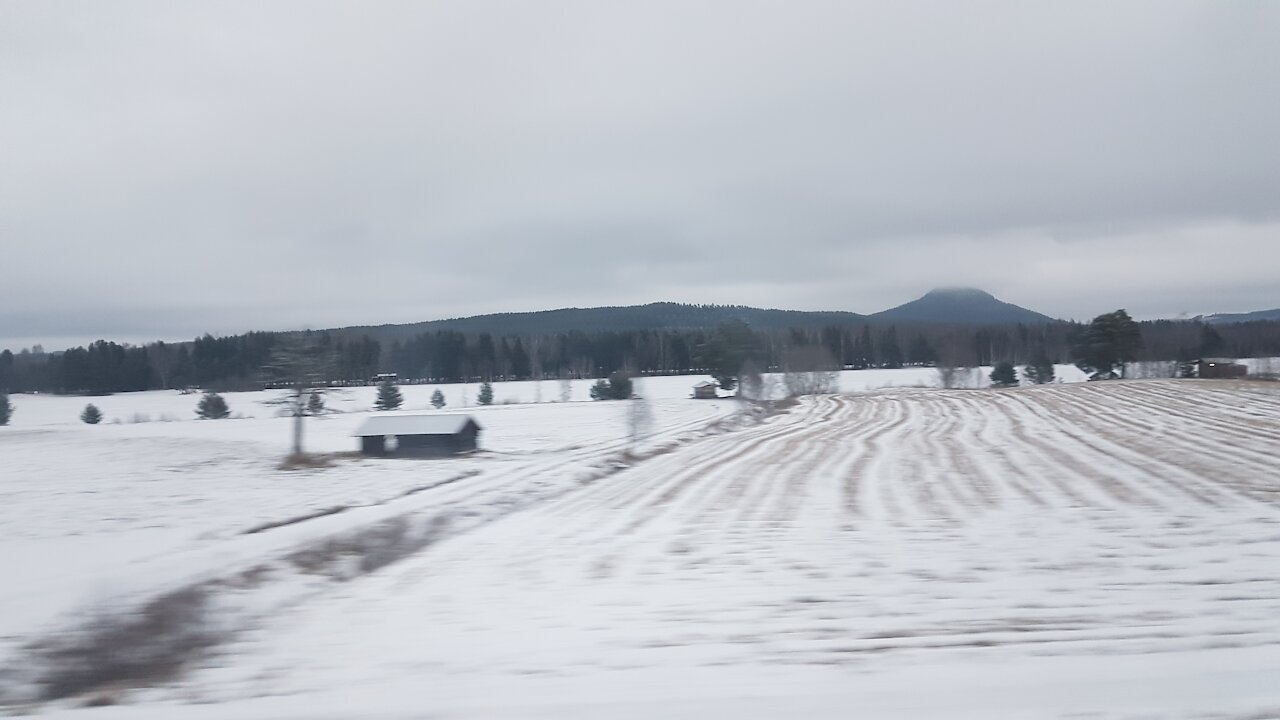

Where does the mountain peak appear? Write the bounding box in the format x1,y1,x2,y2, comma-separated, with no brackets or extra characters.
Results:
923,287,996,300
870,288,1056,325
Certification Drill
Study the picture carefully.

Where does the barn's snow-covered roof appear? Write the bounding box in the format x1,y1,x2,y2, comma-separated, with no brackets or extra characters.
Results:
353,414,480,437
693,381,718,388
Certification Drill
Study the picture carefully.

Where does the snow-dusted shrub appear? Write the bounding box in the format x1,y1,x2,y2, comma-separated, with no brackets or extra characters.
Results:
30,587,222,702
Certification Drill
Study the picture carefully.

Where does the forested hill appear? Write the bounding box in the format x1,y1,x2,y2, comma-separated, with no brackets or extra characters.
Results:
340,289,1058,341
334,302,866,342
871,288,1057,325
1202,308,1280,325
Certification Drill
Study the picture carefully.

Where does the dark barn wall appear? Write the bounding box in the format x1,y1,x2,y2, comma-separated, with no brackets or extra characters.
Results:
358,422,480,457
361,435,386,455
397,434,456,457
1199,362,1248,379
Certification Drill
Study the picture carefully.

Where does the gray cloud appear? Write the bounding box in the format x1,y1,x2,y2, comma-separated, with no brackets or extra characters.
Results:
2,1,1278,350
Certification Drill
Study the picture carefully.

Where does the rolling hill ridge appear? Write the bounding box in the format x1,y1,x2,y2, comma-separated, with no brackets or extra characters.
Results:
331,289,1058,342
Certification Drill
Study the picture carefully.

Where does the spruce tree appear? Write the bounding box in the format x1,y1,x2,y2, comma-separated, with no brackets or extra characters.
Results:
1022,355,1056,385
477,381,494,406
196,391,230,419
306,390,325,415
430,388,446,409
607,372,634,399
590,372,633,400
989,361,1018,388
375,380,403,411
0,392,14,426
80,403,103,424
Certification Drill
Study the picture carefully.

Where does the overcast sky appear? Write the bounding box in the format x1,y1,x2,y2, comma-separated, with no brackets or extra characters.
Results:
3,2,1278,350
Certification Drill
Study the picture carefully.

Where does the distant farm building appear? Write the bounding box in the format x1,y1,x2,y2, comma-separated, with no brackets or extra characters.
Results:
1197,359,1248,379
353,414,481,457
692,381,719,399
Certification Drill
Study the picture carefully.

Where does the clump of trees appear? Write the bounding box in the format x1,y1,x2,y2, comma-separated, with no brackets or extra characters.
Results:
0,393,12,426
477,382,494,406
989,361,1018,388
375,379,403,411
1072,310,1142,379
80,403,103,424
430,388,446,409
936,363,971,389
196,392,230,419
590,372,633,400
1023,354,1055,384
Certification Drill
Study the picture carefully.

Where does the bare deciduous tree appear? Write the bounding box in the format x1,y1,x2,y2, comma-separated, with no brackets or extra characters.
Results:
782,345,840,397
261,334,338,458
1256,357,1278,379
528,336,544,404
738,358,766,401
627,379,653,453
936,363,962,389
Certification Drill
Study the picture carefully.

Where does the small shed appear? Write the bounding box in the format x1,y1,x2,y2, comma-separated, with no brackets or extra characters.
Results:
353,414,481,457
692,380,719,399
1198,358,1248,379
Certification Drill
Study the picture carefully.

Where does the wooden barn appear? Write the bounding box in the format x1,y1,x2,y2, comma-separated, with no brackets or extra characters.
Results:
692,380,719,399
1197,358,1248,379
353,414,482,457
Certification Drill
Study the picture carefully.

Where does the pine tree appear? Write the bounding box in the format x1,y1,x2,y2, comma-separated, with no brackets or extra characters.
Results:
375,380,403,411
430,388,446,409
306,390,325,415
989,361,1018,388
1072,309,1143,379
196,391,230,419
80,403,103,424
0,392,14,426
590,372,633,400
695,320,759,392
477,381,494,406
1022,354,1056,385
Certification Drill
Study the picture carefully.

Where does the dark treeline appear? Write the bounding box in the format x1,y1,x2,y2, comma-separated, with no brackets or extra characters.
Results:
3,319,1279,395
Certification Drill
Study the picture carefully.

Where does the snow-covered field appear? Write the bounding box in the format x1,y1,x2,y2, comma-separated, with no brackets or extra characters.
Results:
3,372,1279,718
0,377,747,649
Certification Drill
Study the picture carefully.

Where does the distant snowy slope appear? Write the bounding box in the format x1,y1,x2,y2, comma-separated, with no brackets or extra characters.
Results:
1201,307,1280,324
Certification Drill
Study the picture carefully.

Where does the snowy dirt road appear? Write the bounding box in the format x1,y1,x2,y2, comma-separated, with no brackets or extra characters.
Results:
26,380,1280,718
